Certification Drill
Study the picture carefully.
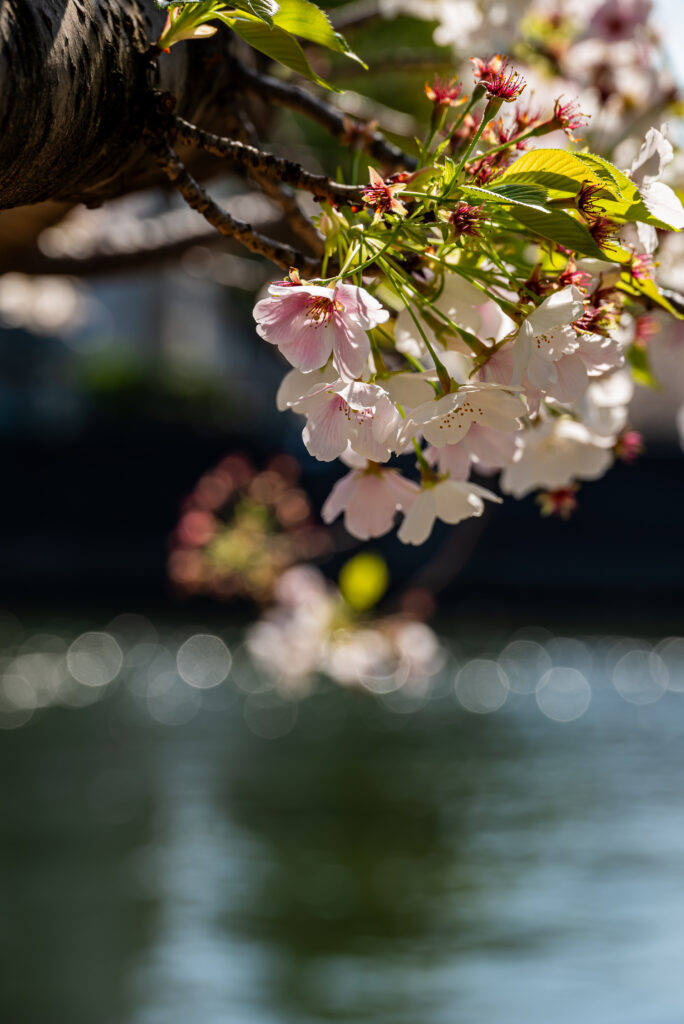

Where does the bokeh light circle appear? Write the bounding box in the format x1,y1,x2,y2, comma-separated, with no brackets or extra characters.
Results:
498,639,551,694
655,637,684,692
536,667,592,722
176,634,232,689
612,649,668,705
67,632,123,687
455,659,508,714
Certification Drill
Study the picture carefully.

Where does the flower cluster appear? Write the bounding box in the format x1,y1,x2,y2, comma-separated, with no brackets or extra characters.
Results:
252,60,684,547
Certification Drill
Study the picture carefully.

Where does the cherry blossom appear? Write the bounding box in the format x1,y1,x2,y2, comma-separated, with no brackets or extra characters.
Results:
398,479,502,546
500,418,615,498
511,286,586,390
629,127,684,232
398,382,524,449
254,281,389,380
362,167,408,223
427,423,519,480
546,331,624,403
322,464,420,539
290,380,401,463
578,371,634,437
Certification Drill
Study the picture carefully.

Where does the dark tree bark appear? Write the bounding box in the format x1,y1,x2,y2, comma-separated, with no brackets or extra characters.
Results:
0,0,255,209
0,1,411,273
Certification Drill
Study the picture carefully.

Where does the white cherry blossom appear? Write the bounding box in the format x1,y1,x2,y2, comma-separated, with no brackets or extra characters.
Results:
546,331,624,403
629,127,684,231
276,365,337,411
398,478,502,546
511,287,586,390
398,382,524,449
578,370,634,437
427,423,519,480
500,417,615,498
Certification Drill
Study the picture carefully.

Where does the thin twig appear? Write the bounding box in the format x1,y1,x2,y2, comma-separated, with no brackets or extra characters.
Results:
248,173,325,256
233,62,417,171
171,115,363,207
233,108,324,256
148,137,320,274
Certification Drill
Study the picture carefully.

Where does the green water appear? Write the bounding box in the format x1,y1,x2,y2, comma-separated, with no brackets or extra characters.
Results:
2,630,684,1024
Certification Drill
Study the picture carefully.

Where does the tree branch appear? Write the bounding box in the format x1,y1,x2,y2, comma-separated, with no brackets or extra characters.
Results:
233,62,417,171
248,173,325,256
149,137,320,274
231,106,324,257
170,115,364,207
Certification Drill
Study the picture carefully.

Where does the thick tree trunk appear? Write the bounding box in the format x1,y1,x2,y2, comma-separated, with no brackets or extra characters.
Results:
0,0,250,210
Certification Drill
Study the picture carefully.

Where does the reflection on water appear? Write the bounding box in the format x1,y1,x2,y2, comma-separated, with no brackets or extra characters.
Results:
2,622,684,1024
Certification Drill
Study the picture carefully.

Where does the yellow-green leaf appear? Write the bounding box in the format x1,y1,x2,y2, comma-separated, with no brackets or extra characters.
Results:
626,344,661,389
497,149,611,198
274,0,367,66
618,272,684,319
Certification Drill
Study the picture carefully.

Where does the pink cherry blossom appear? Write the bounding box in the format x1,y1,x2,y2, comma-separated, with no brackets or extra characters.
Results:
253,281,389,380
322,466,419,539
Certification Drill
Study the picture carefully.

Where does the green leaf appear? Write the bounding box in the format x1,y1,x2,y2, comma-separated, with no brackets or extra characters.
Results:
220,13,339,89
504,204,630,262
338,552,389,612
441,158,457,191
488,183,549,205
274,0,367,66
626,344,661,389
572,154,636,200
458,183,549,214
497,148,611,198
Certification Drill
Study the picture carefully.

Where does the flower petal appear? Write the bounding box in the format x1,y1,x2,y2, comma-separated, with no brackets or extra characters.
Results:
331,316,371,380
321,472,358,524
302,394,352,461
398,491,437,545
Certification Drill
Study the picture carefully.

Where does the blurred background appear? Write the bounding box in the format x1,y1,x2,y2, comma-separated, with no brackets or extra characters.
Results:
1,2,684,1022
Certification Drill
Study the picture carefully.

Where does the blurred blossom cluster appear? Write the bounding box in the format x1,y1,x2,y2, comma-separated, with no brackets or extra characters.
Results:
1,608,683,735
376,0,675,140
247,562,445,698
167,453,332,601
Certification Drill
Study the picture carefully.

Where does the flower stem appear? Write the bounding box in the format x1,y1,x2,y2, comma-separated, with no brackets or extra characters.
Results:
454,98,502,178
